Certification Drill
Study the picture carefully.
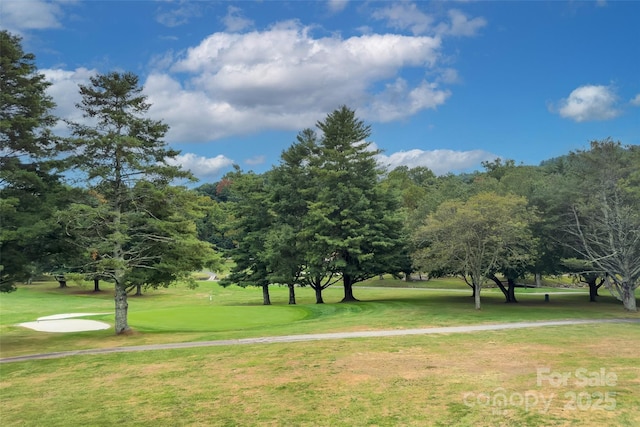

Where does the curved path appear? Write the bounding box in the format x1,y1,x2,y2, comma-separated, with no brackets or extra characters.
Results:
2,318,638,364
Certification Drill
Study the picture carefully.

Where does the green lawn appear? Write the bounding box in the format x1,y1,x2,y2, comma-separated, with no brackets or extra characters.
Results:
1,279,636,358
0,279,638,426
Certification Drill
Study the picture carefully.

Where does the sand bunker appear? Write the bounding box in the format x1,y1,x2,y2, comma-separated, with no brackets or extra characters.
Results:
18,313,111,333
37,313,108,321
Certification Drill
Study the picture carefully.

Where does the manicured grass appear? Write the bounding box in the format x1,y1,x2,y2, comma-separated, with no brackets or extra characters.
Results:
0,279,638,426
0,279,637,358
357,275,583,291
130,305,308,332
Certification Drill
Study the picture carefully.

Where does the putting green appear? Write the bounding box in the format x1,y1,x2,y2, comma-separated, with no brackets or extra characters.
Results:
129,305,310,332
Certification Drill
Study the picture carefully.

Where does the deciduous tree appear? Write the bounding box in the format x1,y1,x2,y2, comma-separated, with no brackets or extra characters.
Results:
412,192,537,309
564,140,640,311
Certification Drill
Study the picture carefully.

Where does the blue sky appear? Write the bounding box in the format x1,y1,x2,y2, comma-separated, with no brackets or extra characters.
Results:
3,1,639,180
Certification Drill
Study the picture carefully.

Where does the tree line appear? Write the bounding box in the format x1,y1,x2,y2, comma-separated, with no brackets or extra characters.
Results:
2,31,638,336
200,132,639,312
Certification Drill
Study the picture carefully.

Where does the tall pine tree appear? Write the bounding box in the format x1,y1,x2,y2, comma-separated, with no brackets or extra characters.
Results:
306,106,404,302
64,71,217,333
0,31,63,291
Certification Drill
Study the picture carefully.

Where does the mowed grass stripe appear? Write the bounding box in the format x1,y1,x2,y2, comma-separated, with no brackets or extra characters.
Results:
129,305,310,332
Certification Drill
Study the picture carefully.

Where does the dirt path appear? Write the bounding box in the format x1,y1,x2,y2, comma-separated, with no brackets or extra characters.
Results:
2,318,638,364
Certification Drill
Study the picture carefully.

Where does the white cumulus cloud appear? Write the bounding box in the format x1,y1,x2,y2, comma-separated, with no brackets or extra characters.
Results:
441,9,487,37
245,155,266,166
372,4,486,38
0,0,66,34
143,22,445,142
327,0,349,13
376,147,498,176
222,6,254,32
372,3,434,35
155,2,202,28
554,84,620,122
166,153,234,178
42,67,97,132
630,93,640,106
144,72,323,142
39,18,472,147
363,78,450,122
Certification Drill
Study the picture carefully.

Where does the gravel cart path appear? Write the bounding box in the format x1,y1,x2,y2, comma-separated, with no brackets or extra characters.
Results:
2,318,638,364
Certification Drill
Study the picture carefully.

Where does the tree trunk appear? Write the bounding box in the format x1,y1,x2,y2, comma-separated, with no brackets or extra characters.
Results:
490,275,510,303
56,276,67,288
622,286,637,311
341,274,359,302
288,284,296,305
589,284,598,302
112,202,129,334
587,277,598,302
463,276,475,297
474,283,481,310
93,278,100,292
262,284,271,305
535,273,542,287
507,278,518,303
135,283,142,296
114,282,130,334
313,286,324,304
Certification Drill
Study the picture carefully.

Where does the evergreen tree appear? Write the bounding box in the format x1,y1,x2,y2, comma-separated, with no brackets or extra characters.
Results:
265,130,342,304
305,106,404,302
219,168,273,305
64,71,216,333
0,31,62,291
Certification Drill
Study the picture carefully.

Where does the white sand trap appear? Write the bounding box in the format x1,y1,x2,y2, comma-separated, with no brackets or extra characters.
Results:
37,313,109,321
19,319,111,332
18,313,111,332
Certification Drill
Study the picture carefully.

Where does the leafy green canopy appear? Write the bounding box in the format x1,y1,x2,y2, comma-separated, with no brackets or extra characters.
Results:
412,192,537,309
563,140,640,310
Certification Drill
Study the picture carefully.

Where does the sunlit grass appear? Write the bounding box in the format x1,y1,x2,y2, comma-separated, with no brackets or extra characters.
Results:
1,324,638,426
0,278,638,426
0,278,637,359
